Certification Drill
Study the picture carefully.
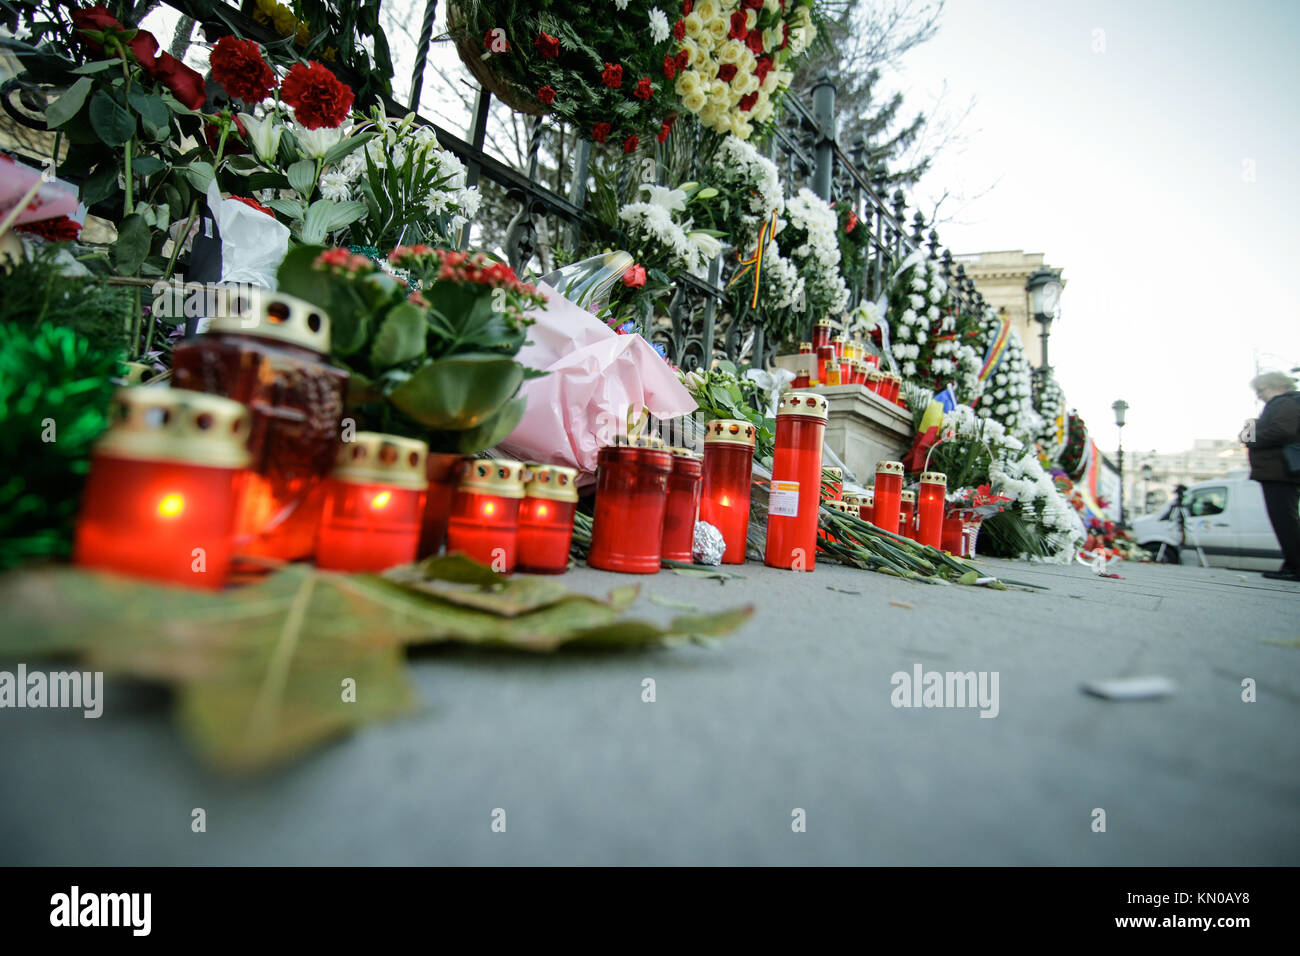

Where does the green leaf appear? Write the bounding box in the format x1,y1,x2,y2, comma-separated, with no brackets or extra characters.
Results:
287,158,316,197
80,163,119,207
369,302,428,370
130,156,166,178
88,89,135,147
110,213,150,275
266,198,305,221
320,130,376,167
45,77,93,129
69,60,117,75
388,356,524,430
455,396,526,454
126,90,169,133
301,199,368,244
181,161,215,192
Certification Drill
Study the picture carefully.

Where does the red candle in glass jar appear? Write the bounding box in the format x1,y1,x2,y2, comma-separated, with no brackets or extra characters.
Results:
821,466,843,501
831,334,846,360
816,345,835,384
76,388,252,589
792,368,811,389
819,499,853,546
316,433,428,572
171,287,346,563
887,374,903,403
867,371,884,395
798,341,813,356
838,360,853,387
662,448,703,562
765,391,829,571
446,458,526,572
899,490,916,538
811,318,832,352
518,463,578,574
855,361,869,386
845,491,874,524
699,420,757,564
917,471,947,549
942,514,967,556
873,460,904,537
589,438,672,573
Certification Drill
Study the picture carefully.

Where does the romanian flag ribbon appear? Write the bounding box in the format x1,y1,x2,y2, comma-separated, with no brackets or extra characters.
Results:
728,210,781,309
967,315,1013,406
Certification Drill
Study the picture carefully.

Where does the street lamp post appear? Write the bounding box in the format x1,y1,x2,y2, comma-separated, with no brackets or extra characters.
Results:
1112,400,1129,524
1025,267,1063,393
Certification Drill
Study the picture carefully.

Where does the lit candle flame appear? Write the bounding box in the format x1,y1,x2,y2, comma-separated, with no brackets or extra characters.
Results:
156,493,185,518
371,491,392,509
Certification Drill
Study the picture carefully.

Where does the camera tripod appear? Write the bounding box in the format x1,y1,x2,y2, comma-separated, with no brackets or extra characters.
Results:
1156,484,1209,568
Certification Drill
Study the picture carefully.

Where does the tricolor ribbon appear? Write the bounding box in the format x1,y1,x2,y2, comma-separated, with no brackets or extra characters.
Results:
728,210,781,309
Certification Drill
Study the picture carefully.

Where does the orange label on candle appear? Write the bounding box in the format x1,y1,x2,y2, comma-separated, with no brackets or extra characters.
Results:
769,481,800,517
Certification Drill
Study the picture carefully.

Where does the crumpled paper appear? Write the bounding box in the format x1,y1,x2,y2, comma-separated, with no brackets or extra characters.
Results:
205,181,289,288
692,521,725,565
498,281,697,475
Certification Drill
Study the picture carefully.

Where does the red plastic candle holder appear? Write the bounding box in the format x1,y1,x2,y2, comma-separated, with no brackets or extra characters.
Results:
700,420,757,564
917,472,947,549
873,460,904,537
171,287,346,563
518,462,578,574
445,458,526,573
942,514,968,556
316,432,428,572
589,438,672,574
76,388,252,589
811,318,832,352
792,368,811,389
662,448,703,562
831,334,845,360
765,391,829,571
821,466,843,501
824,360,842,387
845,492,874,524
798,341,813,356
867,371,884,395
899,490,916,539
816,345,835,384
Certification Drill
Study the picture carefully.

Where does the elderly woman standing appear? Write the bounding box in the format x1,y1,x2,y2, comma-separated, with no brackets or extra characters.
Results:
1242,371,1300,581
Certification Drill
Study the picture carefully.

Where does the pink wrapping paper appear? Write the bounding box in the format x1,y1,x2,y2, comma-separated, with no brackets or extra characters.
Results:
0,156,82,225
499,282,697,475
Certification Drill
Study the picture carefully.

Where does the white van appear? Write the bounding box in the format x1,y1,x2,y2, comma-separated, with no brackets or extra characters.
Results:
1131,473,1292,570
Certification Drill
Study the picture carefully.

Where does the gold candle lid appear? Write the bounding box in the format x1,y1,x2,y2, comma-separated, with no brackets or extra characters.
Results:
867,371,884,382
205,287,332,354
842,493,865,506
831,334,847,343
524,463,579,502
824,467,843,480
703,419,757,447
332,432,429,490
94,387,252,469
667,446,700,459
776,391,829,421
117,361,162,385
900,490,916,504
458,458,526,498
919,471,948,485
876,460,904,476
824,500,854,514
799,341,812,351
797,367,810,377
815,318,832,328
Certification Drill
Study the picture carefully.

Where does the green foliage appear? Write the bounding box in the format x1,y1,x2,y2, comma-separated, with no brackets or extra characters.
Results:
681,361,776,460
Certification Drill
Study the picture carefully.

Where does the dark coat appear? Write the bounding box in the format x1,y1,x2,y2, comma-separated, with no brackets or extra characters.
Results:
1247,391,1300,483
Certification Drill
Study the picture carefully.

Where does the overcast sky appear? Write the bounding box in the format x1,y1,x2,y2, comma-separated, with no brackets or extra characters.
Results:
887,0,1300,454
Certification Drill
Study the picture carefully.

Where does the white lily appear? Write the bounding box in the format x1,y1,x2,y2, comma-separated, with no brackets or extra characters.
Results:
239,112,283,165
294,122,345,160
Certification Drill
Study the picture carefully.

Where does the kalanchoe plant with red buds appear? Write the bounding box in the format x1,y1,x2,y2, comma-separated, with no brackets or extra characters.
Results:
277,244,546,453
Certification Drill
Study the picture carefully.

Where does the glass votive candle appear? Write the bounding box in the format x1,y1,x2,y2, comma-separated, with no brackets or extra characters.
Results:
588,438,672,574
765,391,829,571
316,433,428,572
917,471,947,549
445,458,526,572
821,466,843,501
517,463,578,574
942,513,967,556
662,448,703,563
899,490,916,539
699,419,757,564
76,387,252,589
873,460,904,537
816,344,835,384
811,318,832,352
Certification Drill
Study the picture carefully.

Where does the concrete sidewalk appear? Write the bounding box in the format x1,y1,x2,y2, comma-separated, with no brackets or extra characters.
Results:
2,557,1298,865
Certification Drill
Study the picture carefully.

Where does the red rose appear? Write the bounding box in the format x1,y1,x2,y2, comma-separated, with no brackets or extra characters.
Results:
70,6,122,56
754,54,773,82
743,0,764,8
230,195,274,217
781,22,789,49
16,215,81,242
592,122,611,143
281,61,353,129
211,35,275,104
738,91,758,111
729,10,748,39
633,77,653,100
601,62,623,89
717,63,737,84
673,18,685,40
662,54,677,80
682,1,693,13
534,31,560,59
675,49,690,71
623,264,647,288
622,134,638,154
745,28,765,55
657,122,671,144
204,113,249,155
150,50,207,111
537,85,556,105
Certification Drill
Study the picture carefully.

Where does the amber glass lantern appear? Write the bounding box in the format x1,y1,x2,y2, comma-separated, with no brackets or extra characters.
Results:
899,490,916,539
316,433,428,572
516,463,578,574
765,391,829,570
445,459,526,572
917,471,947,549
76,387,252,589
589,437,672,574
700,419,757,564
172,287,346,563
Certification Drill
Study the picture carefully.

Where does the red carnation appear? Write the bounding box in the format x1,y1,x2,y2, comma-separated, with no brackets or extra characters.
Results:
657,122,671,144
738,91,758,112
673,18,685,40
729,10,748,39
623,264,647,288
745,28,765,56
534,31,560,59
483,28,509,53
211,35,275,104
281,61,353,129
846,210,859,234
16,215,82,243
633,77,653,100
537,85,557,105
601,62,623,89
754,54,773,82
622,134,638,154
717,63,737,84
682,1,693,13
781,22,789,49
662,54,677,80
675,49,690,71
230,195,274,217
592,122,611,143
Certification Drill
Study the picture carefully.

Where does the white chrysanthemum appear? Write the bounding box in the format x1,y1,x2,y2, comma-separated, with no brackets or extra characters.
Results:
648,8,671,42
318,169,352,202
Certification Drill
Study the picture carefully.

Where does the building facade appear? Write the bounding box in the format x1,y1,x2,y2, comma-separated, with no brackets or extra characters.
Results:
954,250,1066,370
1117,440,1250,515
